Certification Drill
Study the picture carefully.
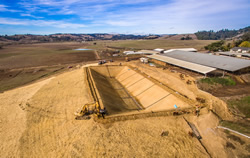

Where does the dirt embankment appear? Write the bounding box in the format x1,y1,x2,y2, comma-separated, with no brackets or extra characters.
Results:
0,66,210,157
126,61,232,120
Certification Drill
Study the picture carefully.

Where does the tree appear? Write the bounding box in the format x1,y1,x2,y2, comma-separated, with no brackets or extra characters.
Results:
181,35,192,40
204,40,225,52
239,41,250,47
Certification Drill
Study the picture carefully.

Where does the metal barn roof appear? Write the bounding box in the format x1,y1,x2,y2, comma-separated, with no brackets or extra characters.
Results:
139,50,159,55
217,52,250,58
162,51,250,72
147,55,216,74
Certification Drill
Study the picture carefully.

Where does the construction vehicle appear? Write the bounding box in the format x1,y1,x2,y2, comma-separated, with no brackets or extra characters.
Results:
75,101,106,119
75,67,107,120
98,60,107,65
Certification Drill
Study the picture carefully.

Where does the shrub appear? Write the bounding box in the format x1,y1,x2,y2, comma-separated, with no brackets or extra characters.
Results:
200,77,236,86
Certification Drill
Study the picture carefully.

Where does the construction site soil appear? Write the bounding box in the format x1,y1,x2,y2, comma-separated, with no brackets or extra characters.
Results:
89,66,190,115
0,62,249,157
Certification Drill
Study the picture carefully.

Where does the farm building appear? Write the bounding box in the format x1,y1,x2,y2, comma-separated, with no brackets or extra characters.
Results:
162,50,250,73
230,47,250,53
137,50,159,55
147,55,216,75
164,48,197,53
154,48,165,53
216,51,250,59
123,50,159,55
123,51,135,55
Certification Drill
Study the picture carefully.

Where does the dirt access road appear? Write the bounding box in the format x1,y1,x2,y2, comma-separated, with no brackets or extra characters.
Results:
0,66,210,157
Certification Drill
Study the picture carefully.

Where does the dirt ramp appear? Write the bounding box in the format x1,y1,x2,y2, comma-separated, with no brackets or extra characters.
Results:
114,66,190,111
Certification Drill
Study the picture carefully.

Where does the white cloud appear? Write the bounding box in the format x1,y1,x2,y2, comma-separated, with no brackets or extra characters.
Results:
0,18,86,28
20,13,43,19
90,0,250,33
3,0,250,34
0,4,20,12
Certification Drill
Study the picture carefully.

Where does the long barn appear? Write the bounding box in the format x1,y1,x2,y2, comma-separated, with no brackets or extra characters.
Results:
161,50,250,73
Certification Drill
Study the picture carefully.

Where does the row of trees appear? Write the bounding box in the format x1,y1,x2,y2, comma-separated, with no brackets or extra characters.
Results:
205,40,250,52
180,35,192,40
195,30,238,40
195,26,250,40
204,31,250,52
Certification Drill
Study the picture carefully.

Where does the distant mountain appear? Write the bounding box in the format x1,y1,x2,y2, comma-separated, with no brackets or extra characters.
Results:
1,26,249,45
0,33,159,45
195,26,250,40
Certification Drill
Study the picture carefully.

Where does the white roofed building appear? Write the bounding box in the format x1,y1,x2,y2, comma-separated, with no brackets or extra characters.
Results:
154,48,165,53
164,48,197,53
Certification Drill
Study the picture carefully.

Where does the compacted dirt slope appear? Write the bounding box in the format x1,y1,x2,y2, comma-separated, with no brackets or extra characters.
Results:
127,61,232,119
0,67,209,157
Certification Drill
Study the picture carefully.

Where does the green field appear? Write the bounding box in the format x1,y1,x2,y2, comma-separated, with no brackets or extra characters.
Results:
220,120,250,135
200,77,236,86
227,96,250,118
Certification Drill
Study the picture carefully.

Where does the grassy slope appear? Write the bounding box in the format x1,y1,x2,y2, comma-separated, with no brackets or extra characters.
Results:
227,96,250,118
0,66,65,92
220,96,250,135
200,77,236,86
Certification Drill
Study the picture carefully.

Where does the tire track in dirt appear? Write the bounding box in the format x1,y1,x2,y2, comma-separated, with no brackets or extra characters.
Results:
0,77,53,157
19,68,90,157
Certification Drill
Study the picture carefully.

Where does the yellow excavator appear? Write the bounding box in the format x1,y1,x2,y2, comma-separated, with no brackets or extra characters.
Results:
75,101,106,120
75,67,106,120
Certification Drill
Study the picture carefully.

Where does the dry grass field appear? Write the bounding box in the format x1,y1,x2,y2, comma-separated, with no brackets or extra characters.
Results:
0,42,96,69
0,40,216,92
0,42,97,92
86,39,217,51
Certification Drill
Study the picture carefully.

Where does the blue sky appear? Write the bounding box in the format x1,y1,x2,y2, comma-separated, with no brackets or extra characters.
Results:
0,0,249,35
